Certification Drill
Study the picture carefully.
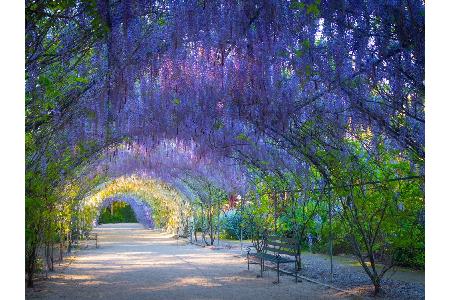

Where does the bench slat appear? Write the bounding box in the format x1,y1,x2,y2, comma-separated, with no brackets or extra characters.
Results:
266,240,299,249
256,253,295,263
266,236,297,243
264,246,299,256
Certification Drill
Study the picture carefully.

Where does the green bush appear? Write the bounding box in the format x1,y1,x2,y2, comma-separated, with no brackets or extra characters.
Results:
393,247,425,270
220,209,250,240
98,202,137,224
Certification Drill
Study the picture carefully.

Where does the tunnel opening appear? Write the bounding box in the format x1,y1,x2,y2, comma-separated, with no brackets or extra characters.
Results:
98,201,138,224
92,195,155,229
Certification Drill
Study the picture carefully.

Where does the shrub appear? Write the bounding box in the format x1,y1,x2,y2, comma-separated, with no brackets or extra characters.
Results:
220,209,250,240
98,202,137,224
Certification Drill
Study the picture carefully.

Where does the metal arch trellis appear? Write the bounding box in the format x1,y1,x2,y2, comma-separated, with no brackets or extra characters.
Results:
255,175,424,196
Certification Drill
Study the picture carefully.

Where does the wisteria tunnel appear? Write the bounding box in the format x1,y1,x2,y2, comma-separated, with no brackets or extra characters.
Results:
25,0,425,298
94,196,154,228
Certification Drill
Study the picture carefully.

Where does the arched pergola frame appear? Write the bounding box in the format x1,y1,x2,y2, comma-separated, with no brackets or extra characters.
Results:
80,175,193,233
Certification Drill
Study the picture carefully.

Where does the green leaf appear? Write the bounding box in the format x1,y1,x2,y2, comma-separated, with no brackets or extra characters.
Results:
213,120,224,130
302,39,311,49
305,64,312,77
306,1,320,17
290,1,305,10
84,109,97,120
236,133,251,142
158,17,166,26
75,76,89,84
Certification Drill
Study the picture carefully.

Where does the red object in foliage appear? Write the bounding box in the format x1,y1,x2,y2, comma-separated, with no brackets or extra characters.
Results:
229,194,238,209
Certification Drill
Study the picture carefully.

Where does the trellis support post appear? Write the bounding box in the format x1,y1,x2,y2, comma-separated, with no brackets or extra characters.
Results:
328,187,333,283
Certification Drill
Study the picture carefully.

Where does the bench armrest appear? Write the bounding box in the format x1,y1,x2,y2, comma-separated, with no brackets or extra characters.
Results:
86,233,97,239
246,245,256,254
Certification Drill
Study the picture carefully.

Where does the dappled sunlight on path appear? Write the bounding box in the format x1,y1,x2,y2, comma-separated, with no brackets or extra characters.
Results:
27,223,353,299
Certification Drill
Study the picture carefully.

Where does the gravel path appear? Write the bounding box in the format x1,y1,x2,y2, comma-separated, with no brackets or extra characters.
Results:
215,240,424,299
294,253,424,299
26,223,355,299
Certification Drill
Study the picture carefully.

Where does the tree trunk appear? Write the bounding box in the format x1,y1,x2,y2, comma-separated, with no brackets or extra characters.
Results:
373,279,381,295
59,229,64,264
50,243,54,271
45,242,50,276
217,202,220,246
67,231,72,254
26,245,37,288
209,214,215,246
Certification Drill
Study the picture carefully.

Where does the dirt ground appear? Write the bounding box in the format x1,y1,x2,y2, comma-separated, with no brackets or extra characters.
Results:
26,223,359,300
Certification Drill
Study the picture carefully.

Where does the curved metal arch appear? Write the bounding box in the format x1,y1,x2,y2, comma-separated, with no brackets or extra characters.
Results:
94,195,154,229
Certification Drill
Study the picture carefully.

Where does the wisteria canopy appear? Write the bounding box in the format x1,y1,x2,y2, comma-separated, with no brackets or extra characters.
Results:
26,0,424,187
25,0,425,292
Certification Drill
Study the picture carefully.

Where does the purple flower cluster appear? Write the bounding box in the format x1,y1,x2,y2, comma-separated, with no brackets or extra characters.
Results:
27,0,425,208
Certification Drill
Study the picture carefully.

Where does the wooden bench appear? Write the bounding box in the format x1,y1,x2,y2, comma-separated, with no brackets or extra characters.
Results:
247,235,300,283
71,232,98,248
86,233,98,248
